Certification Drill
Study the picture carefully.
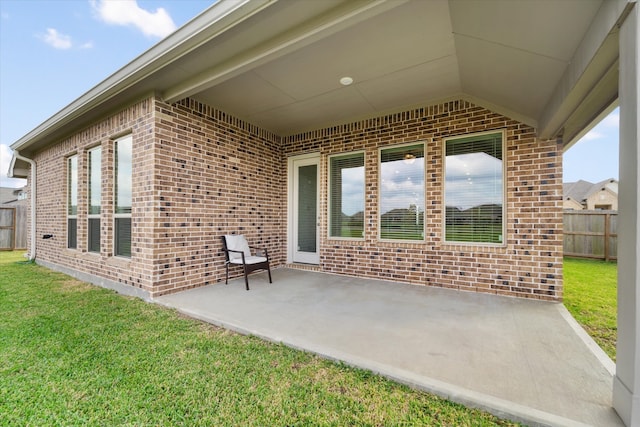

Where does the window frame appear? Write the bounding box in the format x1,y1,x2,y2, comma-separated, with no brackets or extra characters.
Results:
114,134,132,258
378,141,426,242
87,145,102,253
67,155,78,249
328,151,366,240
443,129,506,246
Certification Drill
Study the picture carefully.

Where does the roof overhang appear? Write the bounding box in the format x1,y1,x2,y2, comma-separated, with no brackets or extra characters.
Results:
9,0,636,178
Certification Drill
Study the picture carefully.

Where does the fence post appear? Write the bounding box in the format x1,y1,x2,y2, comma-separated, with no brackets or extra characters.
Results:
605,213,610,262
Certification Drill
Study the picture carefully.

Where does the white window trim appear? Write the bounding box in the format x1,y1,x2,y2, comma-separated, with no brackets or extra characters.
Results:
443,129,506,247
378,141,426,242
328,150,366,241
286,153,320,264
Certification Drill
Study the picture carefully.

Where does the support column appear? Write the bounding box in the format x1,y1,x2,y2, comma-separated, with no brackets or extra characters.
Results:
613,3,640,427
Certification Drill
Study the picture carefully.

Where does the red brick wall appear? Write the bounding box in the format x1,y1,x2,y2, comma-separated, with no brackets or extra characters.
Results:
32,97,157,294
283,100,563,300
150,99,284,295
30,97,562,300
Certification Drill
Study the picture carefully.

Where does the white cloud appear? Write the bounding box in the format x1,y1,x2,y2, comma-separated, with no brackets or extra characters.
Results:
580,129,604,141
0,144,11,175
380,160,424,214
38,27,93,50
340,166,364,216
445,152,502,210
41,28,73,50
91,0,177,38
578,108,619,143
0,144,27,188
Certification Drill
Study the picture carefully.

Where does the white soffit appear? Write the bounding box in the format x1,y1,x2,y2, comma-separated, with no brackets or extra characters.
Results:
191,0,460,134
445,0,603,125
191,0,606,136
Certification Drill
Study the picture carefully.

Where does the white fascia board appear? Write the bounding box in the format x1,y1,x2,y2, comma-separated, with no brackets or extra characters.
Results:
538,0,634,140
9,0,274,152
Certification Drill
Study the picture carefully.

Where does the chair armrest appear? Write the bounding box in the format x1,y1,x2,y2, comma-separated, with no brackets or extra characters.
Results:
224,248,245,255
223,248,247,263
250,246,269,259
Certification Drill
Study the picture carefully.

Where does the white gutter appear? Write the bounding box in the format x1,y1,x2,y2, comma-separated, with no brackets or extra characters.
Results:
11,151,36,261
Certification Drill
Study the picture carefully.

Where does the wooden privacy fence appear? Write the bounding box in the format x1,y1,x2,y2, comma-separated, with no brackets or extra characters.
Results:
563,210,617,261
0,206,27,251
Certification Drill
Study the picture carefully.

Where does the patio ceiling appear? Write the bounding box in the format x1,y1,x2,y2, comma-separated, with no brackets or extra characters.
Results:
11,0,626,162
174,0,606,138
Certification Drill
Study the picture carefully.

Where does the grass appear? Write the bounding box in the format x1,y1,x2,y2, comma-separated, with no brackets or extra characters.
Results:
563,257,617,361
0,251,519,426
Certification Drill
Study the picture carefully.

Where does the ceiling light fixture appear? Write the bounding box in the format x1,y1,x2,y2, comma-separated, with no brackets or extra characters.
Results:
403,153,416,164
339,76,354,86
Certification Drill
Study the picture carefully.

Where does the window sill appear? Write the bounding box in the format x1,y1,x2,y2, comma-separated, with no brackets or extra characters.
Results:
328,236,365,242
78,251,101,260
106,256,131,268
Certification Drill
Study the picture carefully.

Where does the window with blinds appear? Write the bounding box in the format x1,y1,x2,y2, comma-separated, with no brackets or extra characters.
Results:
88,146,101,253
444,130,504,244
329,152,365,239
115,135,132,257
67,155,78,249
115,217,131,258
379,143,424,240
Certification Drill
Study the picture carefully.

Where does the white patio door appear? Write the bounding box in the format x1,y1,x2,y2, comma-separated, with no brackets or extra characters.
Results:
289,155,320,264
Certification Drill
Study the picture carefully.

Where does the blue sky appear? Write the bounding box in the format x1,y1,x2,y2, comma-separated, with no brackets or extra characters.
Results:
0,0,620,188
0,0,212,188
563,107,619,183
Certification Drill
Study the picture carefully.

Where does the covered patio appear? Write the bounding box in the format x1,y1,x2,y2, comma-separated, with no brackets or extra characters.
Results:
8,0,639,424
156,268,621,427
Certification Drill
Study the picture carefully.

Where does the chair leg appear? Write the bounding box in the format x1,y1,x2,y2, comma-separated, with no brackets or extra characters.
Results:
243,265,250,291
225,263,229,285
267,264,272,284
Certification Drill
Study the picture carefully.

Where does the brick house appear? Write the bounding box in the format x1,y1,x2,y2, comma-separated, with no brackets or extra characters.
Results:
563,178,619,210
7,1,640,423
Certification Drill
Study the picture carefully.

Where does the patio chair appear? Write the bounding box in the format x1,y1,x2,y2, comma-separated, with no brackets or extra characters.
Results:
221,234,272,290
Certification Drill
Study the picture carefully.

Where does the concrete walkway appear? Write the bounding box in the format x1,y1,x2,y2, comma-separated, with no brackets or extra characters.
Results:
155,268,623,427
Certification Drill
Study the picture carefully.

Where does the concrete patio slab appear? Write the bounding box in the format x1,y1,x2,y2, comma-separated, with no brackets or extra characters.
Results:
154,268,623,427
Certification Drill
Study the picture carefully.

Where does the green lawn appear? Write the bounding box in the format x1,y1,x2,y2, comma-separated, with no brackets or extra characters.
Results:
563,257,617,361
0,251,518,426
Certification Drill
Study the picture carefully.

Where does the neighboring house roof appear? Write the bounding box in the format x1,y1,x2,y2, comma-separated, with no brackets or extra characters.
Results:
563,197,585,210
563,178,618,204
0,187,26,205
9,0,632,177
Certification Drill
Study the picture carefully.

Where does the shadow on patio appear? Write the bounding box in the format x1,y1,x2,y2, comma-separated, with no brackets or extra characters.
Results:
155,268,622,427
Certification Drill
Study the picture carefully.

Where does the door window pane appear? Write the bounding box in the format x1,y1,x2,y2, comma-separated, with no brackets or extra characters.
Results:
297,164,317,252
